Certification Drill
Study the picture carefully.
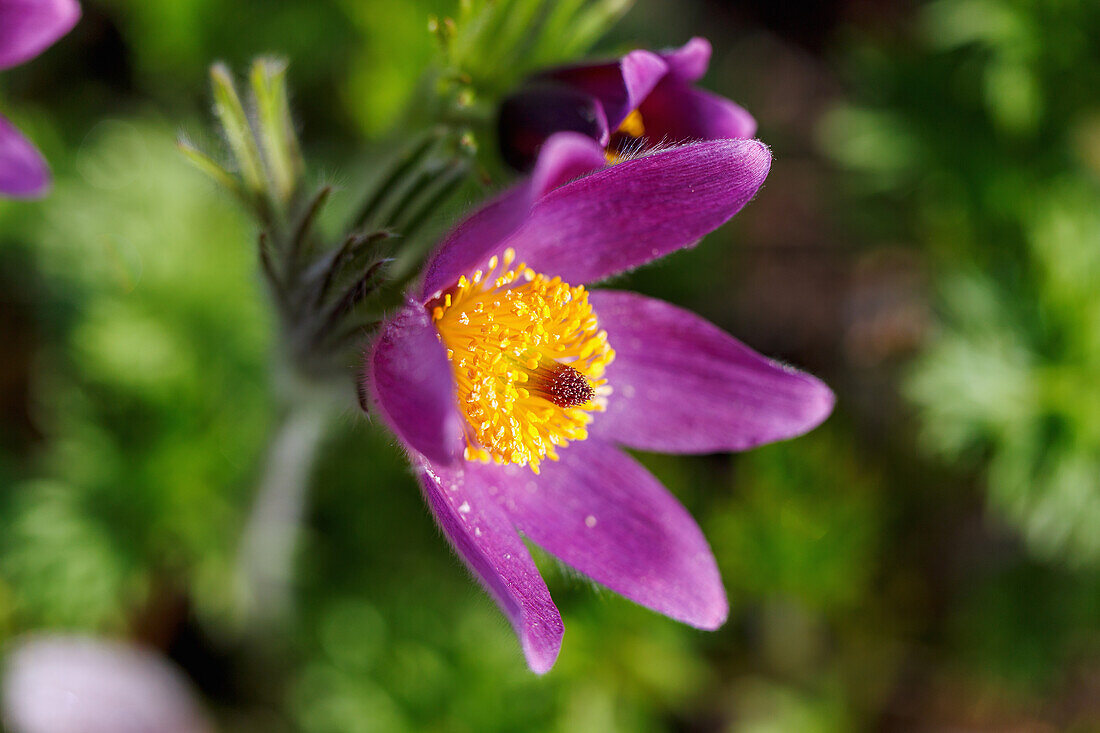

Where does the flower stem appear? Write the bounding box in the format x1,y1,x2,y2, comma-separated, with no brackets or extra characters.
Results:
236,396,333,623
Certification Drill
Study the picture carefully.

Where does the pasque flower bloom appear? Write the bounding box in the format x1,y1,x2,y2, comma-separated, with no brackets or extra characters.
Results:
366,132,833,673
499,37,756,171
0,0,80,198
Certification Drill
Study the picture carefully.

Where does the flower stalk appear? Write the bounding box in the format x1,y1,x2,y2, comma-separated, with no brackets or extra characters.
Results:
236,391,334,622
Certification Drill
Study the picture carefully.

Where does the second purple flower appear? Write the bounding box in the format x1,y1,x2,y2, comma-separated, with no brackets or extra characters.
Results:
498,37,756,170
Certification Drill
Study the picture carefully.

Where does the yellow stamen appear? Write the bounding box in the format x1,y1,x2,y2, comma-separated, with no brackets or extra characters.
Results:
605,109,647,163
617,109,646,138
430,249,615,473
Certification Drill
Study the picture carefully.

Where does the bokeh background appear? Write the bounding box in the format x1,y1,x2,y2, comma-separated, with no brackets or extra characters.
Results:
3,0,1100,730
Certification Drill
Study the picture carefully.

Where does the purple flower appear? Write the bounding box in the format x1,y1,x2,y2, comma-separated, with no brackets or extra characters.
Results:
0,0,80,199
499,37,756,171
2,635,213,733
365,132,833,673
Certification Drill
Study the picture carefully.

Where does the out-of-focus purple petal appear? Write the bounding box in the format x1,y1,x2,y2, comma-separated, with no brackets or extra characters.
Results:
498,84,610,171
659,36,711,82
417,460,564,674
502,138,771,285
616,50,669,121
1,635,212,733
528,131,607,200
368,301,464,465
0,114,49,198
640,82,757,144
420,132,606,299
0,0,80,70
588,290,835,453
481,438,727,629
544,49,667,130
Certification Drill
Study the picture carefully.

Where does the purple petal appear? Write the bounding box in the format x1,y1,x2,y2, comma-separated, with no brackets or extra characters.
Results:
503,138,771,285
588,290,835,453
420,132,606,299
640,82,757,143
498,84,610,171
0,114,49,198
659,36,712,82
367,300,464,465
420,185,532,301
2,635,212,733
479,438,727,629
545,49,667,130
616,50,669,123
0,0,80,70
417,459,564,674
528,131,608,201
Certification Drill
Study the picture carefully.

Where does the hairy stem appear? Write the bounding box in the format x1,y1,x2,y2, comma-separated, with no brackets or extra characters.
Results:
236,397,334,623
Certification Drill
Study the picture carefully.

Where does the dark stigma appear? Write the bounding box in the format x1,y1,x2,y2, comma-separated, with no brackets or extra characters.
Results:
530,362,595,408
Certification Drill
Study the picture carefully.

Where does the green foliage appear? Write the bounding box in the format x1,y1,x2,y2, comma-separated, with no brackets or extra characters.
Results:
1,480,132,630
439,0,633,96
5,0,1100,729
0,120,274,628
949,560,1100,688
825,0,1100,564
182,61,403,382
709,429,881,613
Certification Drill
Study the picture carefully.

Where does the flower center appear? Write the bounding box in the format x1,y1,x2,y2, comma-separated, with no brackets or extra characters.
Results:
606,109,647,163
429,249,615,473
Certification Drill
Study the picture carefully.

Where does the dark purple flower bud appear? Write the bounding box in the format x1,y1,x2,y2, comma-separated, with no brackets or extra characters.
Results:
498,37,757,170
497,84,607,172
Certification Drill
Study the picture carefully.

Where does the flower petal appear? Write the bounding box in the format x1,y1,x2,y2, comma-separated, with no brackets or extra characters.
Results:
420,185,531,301
0,114,49,198
504,138,771,285
588,290,835,453
367,301,464,465
2,635,213,733
498,84,610,171
660,36,712,82
480,438,727,629
528,131,608,201
640,83,757,143
545,49,667,130
0,0,81,70
420,132,606,299
417,459,564,673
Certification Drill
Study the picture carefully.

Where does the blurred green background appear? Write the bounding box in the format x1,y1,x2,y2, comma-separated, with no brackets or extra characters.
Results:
3,0,1100,730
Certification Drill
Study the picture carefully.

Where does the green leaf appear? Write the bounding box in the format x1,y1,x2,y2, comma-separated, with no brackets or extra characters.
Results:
210,63,267,196
251,57,304,205
176,136,245,200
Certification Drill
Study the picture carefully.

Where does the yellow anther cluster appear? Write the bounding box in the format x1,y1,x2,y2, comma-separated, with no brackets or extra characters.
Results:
430,249,615,473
